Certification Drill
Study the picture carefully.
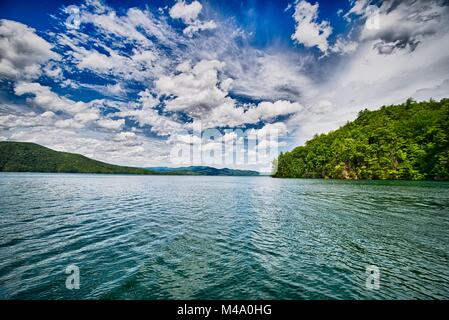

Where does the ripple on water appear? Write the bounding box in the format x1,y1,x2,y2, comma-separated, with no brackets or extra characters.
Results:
0,174,448,299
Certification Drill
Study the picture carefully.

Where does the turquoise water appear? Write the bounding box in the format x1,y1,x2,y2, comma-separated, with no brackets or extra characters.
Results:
0,173,448,299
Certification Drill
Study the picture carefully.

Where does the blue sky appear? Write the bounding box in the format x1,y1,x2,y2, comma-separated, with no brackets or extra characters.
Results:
1,0,449,171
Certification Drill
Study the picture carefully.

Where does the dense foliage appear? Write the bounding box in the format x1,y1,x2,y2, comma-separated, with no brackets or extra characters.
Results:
0,141,155,174
274,99,449,180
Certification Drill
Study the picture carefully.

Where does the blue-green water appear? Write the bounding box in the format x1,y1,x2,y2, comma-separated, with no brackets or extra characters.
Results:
0,173,448,299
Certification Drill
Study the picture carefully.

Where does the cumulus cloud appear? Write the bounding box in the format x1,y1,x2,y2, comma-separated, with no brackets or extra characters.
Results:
156,59,232,116
114,89,184,136
155,59,303,129
291,0,333,54
14,82,95,115
14,82,92,115
169,1,217,36
122,108,184,136
12,82,139,133
97,118,125,131
0,110,55,129
0,19,59,79
112,131,142,147
242,101,303,123
113,131,136,141
169,1,203,23
76,50,116,70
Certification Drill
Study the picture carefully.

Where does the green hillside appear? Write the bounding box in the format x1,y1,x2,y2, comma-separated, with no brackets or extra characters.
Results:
0,141,155,175
273,98,449,180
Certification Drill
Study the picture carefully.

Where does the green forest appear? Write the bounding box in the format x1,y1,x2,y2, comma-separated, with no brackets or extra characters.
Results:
273,98,449,180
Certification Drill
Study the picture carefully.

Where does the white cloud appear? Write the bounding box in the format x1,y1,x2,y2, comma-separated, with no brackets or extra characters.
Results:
242,100,303,123
169,1,203,24
64,41,161,80
12,82,140,133
0,19,59,79
113,131,136,141
55,118,85,129
43,64,62,78
112,131,142,146
74,109,100,124
169,1,217,36
330,37,358,55
360,1,449,54
156,59,232,116
183,20,217,37
97,118,125,131
0,110,55,129
291,0,333,54
344,0,370,21
156,59,303,129
14,82,91,115
76,5,155,45
226,51,316,101
76,50,115,70
122,108,184,136
55,3,177,83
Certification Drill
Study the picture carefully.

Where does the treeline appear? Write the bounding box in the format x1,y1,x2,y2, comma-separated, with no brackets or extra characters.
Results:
273,98,449,180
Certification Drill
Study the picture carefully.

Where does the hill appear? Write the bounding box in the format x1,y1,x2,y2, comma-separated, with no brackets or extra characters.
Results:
0,141,260,176
273,98,449,180
0,141,155,175
147,166,259,176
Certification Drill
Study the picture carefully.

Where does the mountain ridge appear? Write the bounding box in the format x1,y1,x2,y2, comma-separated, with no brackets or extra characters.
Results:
146,166,260,176
0,141,260,176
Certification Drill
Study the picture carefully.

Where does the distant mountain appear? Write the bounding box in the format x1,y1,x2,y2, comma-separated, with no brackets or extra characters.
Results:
0,141,260,176
0,141,155,175
146,166,260,176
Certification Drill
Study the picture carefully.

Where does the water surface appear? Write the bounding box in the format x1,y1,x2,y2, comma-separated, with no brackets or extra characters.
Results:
0,173,448,299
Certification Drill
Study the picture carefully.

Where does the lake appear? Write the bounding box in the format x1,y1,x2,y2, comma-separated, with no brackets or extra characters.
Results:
0,173,448,299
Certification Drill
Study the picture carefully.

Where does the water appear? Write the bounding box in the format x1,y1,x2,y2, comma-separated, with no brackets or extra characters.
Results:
0,173,448,300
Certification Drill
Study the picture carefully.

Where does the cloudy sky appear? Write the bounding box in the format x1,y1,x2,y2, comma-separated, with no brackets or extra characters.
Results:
1,0,448,170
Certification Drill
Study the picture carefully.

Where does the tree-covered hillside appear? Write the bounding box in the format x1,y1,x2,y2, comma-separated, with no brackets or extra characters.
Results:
0,141,155,174
273,99,449,180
